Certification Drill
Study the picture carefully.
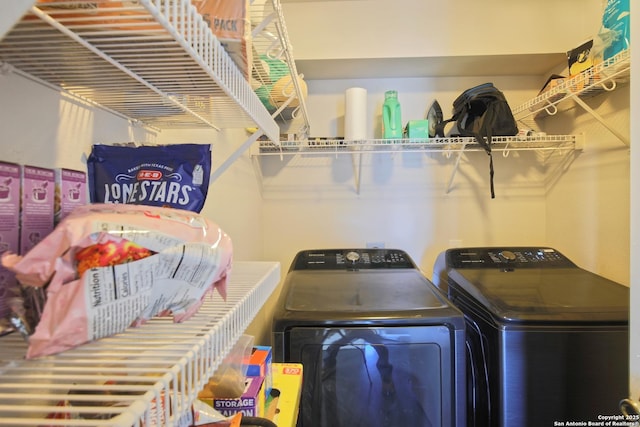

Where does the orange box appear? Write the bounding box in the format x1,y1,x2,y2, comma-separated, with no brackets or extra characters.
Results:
247,346,272,397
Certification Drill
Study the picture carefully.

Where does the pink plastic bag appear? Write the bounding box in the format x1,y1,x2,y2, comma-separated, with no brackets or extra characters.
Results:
2,204,233,358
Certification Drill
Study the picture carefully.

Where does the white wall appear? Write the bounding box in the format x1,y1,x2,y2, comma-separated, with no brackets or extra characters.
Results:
0,72,265,262
0,71,153,171
155,128,266,261
0,0,32,40
543,87,630,286
282,0,602,60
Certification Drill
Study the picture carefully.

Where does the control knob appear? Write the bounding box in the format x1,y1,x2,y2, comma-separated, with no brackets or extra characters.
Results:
500,250,517,261
345,251,361,263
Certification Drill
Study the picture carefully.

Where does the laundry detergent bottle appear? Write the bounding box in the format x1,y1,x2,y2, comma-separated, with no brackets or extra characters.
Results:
382,90,402,139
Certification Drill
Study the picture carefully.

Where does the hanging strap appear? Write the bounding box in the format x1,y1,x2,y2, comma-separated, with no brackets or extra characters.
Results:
466,106,496,199
487,151,495,199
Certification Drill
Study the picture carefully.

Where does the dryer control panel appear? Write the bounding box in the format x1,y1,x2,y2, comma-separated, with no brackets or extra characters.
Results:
446,247,576,269
291,248,416,270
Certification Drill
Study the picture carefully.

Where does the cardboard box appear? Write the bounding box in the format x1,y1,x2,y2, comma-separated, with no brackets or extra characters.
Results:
200,376,266,418
55,168,87,224
0,161,21,320
247,346,273,397
20,165,55,255
270,363,303,427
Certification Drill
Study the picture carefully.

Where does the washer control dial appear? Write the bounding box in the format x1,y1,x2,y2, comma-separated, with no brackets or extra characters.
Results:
500,250,517,261
345,251,361,263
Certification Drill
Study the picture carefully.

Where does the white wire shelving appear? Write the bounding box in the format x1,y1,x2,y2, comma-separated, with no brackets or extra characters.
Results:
0,261,281,427
251,49,632,194
513,49,630,145
0,0,311,182
252,134,581,194
255,134,580,156
249,0,310,139
0,0,309,144
207,0,311,182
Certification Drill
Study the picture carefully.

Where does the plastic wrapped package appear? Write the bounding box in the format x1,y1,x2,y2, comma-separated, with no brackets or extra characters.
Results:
253,55,308,121
198,334,255,399
597,0,630,62
87,143,212,214
192,0,252,80
1,204,233,358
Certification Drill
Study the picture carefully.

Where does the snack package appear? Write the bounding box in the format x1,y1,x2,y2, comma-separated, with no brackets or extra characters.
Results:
599,0,630,62
1,204,233,358
87,144,211,213
192,0,252,80
567,39,594,77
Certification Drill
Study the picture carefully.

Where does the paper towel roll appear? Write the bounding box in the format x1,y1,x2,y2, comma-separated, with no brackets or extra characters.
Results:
344,87,367,141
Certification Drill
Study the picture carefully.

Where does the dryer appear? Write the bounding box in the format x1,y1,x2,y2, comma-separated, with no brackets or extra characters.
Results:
273,248,466,427
433,246,629,427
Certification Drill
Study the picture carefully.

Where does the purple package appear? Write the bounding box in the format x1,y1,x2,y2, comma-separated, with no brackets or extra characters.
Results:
0,161,21,321
87,144,211,213
55,168,87,224
20,165,55,256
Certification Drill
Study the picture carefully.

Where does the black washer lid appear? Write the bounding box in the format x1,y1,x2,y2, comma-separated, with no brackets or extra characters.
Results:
284,270,449,312
448,267,629,323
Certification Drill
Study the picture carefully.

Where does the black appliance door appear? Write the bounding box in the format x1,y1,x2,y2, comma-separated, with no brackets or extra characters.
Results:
463,315,493,427
288,325,456,427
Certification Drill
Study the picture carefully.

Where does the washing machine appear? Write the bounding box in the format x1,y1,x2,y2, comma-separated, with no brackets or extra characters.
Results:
433,246,629,427
272,248,466,427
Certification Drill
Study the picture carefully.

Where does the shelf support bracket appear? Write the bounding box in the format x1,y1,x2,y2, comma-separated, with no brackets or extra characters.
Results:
0,61,14,76
568,93,629,146
211,130,264,182
351,151,363,195
446,146,466,194
252,12,276,38
251,151,265,198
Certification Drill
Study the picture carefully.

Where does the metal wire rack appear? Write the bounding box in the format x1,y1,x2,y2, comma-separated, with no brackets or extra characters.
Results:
0,0,313,142
0,261,281,427
255,134,580,156
512,48,630,146
249,0,310,138
512,49,630,120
